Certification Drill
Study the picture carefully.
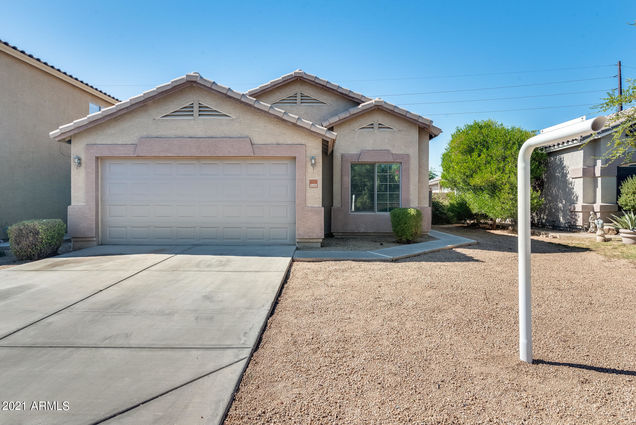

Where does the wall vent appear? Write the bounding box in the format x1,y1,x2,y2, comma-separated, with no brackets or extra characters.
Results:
198,103,230,118
274,92,325,105
274,93,299,105
359,123,375,130
161,103,195,118
377,122,393,130
299,92,325,104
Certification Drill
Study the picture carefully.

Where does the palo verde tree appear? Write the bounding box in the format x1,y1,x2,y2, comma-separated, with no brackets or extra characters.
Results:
595,79,636,162
440,120,546,222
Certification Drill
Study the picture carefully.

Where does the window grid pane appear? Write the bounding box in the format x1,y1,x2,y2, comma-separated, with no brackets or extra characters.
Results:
375,163,401,212
350,163,401,213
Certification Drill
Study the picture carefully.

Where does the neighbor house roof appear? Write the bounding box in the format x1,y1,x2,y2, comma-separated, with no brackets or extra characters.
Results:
247,69,372,104
0,39,119,104
321,98,442,138
542,110,632,153
50,73,337,142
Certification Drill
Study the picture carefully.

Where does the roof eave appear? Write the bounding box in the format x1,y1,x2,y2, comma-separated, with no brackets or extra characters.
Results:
50,75,336,143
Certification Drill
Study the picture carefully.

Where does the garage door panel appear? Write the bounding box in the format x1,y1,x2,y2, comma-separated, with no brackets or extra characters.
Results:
101,158,296,245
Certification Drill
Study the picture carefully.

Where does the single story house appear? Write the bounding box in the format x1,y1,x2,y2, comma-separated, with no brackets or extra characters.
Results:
50,70,441,248
539,113,636,229
429,176,452,193
0,39,118,239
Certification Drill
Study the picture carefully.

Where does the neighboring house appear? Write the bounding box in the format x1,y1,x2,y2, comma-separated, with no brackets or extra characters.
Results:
539,114,636,229
429,176,452,193
0,40,118,238
50,70,441,248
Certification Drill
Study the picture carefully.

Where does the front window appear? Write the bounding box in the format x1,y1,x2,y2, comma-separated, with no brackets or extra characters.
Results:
350,163,401,213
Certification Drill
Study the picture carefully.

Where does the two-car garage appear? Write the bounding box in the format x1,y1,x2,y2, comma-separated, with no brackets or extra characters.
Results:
100,158,296,245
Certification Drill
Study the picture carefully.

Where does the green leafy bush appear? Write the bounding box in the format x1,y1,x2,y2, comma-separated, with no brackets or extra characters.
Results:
432,198,451,224
618,176,636,212
609,211,636,230
8,219,66,260
390,208,422,243
432,193,474,224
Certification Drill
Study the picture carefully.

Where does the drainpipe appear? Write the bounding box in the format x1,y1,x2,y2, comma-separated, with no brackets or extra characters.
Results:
517,115,606,364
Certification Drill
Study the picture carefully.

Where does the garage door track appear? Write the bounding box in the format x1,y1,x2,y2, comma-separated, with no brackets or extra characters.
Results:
0,244,294,425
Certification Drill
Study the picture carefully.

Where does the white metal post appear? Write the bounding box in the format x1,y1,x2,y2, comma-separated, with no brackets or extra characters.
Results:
517,115,606,364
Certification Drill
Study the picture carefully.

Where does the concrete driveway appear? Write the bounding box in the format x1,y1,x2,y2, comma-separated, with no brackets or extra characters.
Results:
0,244,294,425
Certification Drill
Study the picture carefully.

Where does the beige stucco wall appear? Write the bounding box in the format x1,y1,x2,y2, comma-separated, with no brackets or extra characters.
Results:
332,110,420,209
0,50,114,237
70,85,323,207
252,80,359,124
540,133,636,228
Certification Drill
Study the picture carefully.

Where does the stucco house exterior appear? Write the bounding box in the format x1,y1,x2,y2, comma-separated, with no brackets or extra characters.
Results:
429,177,452,193
0,40,118,238
538,114,636,229
50,70,441,248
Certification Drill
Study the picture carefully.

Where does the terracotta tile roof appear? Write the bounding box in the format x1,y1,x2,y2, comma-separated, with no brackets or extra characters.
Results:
1,39,119,102
247,69,372,104
321,98,442,138
50,73,337,142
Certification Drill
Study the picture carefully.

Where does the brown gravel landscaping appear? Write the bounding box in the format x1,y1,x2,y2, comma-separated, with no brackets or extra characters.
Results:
299,234,433,251
225,226,635,424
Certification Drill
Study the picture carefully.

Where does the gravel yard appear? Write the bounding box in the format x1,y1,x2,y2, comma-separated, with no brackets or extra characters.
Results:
225,226,635,424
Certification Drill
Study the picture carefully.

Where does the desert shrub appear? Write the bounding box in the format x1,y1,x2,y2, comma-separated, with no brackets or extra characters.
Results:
618,176,636,212
390,208,422,243
446,193,473,222
432,198,451,224
609,211,636,230
8,219,66,260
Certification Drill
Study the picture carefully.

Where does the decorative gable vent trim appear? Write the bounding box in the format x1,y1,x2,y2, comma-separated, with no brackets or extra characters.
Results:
161,102,195,118
198,103,230,118
299,92,325,104
358,122,394,131
274,92,325,105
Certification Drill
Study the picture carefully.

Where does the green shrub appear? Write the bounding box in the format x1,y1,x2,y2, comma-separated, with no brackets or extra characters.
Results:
609,211,636,230
446,193,473,222
618,176,636,212
8,219,66,260
432,198,451,224
390,208,422,243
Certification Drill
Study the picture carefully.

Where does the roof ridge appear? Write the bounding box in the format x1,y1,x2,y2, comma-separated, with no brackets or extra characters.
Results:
50,73,336,142
321,97,442,138
1,39,119,102
246,70,372,104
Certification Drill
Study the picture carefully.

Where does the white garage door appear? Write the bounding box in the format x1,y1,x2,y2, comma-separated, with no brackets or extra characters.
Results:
101,158,296,245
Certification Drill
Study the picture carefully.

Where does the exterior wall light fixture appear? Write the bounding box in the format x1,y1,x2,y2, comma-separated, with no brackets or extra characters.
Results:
72,155,82,168
310,156,316,168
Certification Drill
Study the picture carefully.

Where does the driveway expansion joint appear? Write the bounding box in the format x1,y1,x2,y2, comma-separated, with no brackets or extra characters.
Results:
0,251,181,341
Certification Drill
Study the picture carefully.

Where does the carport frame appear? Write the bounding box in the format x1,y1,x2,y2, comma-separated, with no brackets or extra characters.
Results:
68,138,324,248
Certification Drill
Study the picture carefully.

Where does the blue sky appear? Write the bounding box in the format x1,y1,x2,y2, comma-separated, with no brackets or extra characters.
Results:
2,0,635,172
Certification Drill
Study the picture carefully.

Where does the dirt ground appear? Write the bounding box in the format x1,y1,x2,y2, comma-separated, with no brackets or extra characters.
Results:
300,234,433,251
225,226,635,424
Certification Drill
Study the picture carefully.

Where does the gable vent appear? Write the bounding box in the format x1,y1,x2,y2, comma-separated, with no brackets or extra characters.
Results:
359,123,375,130
299,92,325,104
274,93,299,105
198,103,230,118
274,92,326,105
377,122,393,130
161,103,195,118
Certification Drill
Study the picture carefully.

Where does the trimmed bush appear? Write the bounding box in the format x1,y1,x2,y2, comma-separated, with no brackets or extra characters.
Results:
8,219,66,261
432,198,451,224
618,176,636,212
390,208,422,243
446,193,473,222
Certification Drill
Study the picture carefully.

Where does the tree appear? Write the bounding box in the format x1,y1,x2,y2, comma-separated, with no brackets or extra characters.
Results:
440,120,546,222
594,79,635,162
429,169,438,179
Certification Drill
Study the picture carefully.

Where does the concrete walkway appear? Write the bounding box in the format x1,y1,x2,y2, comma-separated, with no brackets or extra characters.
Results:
0,244,294,425
293,230,477,261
